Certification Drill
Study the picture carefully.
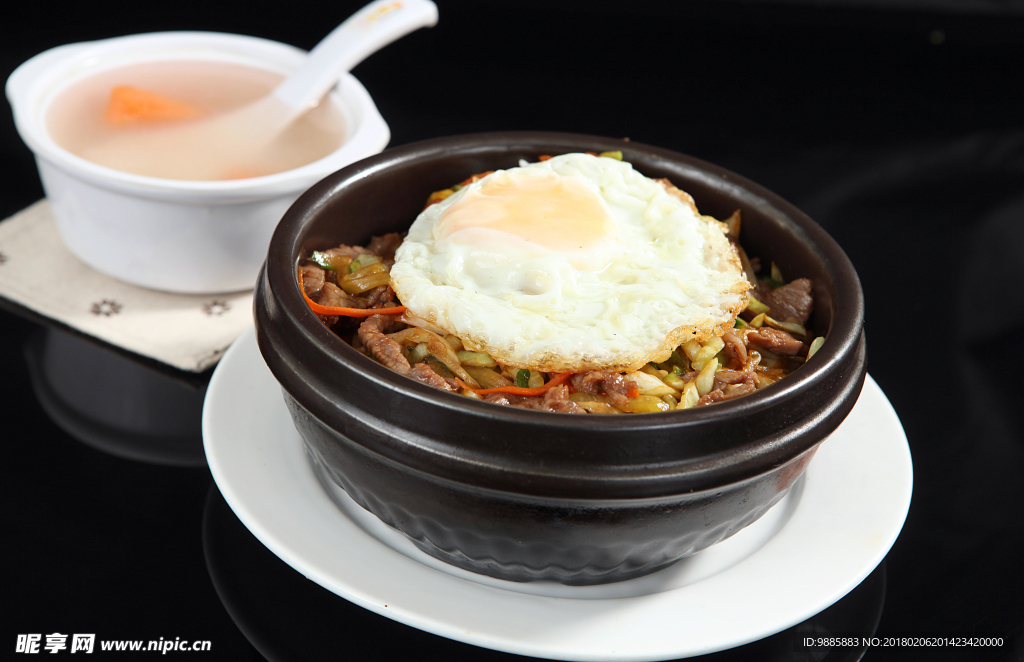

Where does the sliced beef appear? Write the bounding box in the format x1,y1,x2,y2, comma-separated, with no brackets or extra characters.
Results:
315,282,367,326
697,382,756,406
721,330,747,367
746,327,805,356
358,315,410,374
723,383,756,399
697,389,726,406
410,362,458,392
677,369,698,383
323,245,372,259
713,370,757,391
319,282,369,309
570,369,638,408
300,264,325,298
364,285,396,305
488,393,543,410
366,233,405,263
763,278,814,325
486,385,585,413
484,393,513,407
541,385,586,414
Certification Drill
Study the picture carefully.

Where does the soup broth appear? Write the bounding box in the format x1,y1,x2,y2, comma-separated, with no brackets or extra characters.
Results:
46,60,347,180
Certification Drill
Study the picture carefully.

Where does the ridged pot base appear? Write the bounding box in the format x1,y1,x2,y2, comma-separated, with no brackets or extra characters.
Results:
402,490,791,585
293,392,820,586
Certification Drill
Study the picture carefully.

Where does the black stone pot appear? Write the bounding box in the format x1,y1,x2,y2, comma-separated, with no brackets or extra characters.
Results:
254,132,866,585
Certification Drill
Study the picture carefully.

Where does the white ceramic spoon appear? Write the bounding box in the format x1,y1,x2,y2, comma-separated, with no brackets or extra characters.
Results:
84,0,438,181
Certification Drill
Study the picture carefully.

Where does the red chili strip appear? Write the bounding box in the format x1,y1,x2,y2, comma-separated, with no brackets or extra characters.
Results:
455,371,574,397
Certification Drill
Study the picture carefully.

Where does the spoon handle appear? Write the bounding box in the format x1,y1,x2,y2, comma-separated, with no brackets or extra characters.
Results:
272,0,438,114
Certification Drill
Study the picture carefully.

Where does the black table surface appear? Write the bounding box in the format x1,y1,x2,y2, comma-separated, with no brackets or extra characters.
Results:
3,2,1022,660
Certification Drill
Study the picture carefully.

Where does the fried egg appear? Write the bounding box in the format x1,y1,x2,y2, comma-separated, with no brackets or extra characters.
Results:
390,153,749,373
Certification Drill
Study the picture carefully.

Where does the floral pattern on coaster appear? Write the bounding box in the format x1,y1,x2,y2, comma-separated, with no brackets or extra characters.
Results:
202,300,231,316
90,299,123,316
0,201,253,372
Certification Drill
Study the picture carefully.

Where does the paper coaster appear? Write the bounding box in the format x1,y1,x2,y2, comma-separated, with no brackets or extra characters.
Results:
0,201,253,372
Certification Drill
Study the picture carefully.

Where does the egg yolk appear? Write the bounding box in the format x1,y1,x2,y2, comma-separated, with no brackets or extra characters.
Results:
436,170,613,256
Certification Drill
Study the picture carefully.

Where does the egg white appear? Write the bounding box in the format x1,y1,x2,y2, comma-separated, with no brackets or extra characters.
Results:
390,153,749,373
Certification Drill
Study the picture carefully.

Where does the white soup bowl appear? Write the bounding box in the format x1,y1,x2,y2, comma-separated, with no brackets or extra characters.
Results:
7,31,390,294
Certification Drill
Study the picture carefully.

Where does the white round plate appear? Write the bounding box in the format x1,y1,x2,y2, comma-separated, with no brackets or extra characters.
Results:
203,328,913,661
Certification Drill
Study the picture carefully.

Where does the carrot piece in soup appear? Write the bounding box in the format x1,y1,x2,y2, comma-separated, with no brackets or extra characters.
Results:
105,86,202,125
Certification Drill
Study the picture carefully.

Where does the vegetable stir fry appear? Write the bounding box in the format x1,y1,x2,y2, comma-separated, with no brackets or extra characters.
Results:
298,158,825,414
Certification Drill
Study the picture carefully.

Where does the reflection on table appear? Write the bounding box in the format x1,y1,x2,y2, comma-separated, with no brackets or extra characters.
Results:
202,484,885,662
23,326,208,466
